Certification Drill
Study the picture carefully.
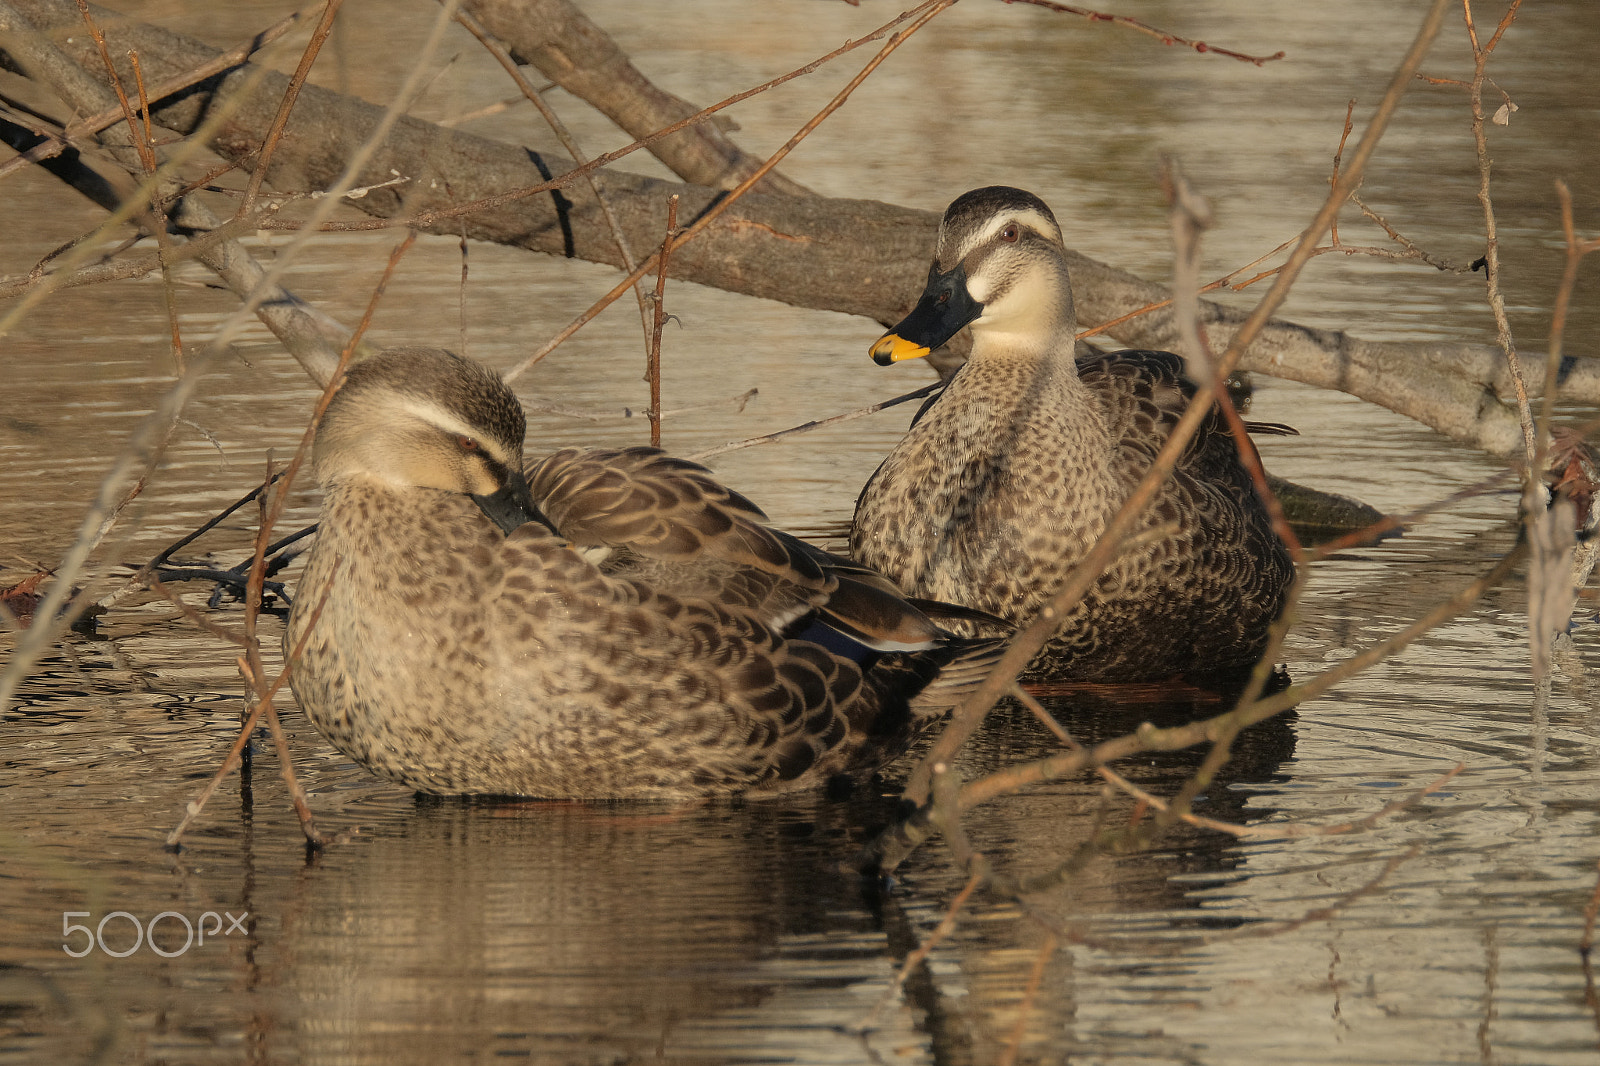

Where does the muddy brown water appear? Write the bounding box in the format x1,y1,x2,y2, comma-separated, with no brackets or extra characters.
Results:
3,1,1600,1063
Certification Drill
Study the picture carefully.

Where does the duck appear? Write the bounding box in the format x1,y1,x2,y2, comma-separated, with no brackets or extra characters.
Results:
285,346,1000,799
850,186,1294,686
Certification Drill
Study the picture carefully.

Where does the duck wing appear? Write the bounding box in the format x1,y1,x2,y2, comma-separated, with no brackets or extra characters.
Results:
1077,349,1253,469
523,446,1004,793
527,446,950,652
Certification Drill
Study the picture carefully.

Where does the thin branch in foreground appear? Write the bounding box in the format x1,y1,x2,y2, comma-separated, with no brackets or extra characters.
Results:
1073,232,1299,341
646,195,679,448
238,0,344,216
252,0,945,237
880,1,1452,837
1152,163,1305,838
1008,683,1253,838
959,543,1522,818
0,4,319,183
0,47,277,338
1002,0,1287,64
652,389,757,422
519,388,759,426
1540,181,1600,470
450,2,653,342
148,577,248,648
165,230,418,848
1012,681,1465,844
1464,0,1533,465
855,535,1523,876
126,48,188,377
500,0,957,382
73,0,189,376
687,382,941,462
1350,194,1478,272
164,587,328,848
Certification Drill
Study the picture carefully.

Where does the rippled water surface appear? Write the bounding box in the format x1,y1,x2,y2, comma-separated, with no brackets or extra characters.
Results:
4,1,1600,1063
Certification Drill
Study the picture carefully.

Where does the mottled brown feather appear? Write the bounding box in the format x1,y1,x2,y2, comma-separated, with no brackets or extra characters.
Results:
289,348,1001,799
852,188,1293,686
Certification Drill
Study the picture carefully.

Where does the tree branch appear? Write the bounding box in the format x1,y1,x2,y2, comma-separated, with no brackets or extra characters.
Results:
3,0,1586,457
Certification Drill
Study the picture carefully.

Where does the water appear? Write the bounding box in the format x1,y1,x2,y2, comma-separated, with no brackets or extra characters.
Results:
3,1,1600,1062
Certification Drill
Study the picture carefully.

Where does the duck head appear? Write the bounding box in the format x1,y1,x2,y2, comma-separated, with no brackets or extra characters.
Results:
314,346,549,535
871,186,1076,365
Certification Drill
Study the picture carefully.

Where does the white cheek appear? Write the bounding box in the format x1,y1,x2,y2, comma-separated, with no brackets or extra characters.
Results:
966,274,994,304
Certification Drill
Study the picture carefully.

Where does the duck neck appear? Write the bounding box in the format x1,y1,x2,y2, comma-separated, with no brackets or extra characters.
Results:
963,324,1085,404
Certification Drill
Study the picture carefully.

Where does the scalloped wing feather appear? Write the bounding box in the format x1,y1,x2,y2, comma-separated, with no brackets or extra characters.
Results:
528,446,946,651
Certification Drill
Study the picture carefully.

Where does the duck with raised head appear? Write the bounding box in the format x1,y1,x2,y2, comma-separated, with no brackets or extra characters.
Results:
287,346,999,799
851,186,1294,687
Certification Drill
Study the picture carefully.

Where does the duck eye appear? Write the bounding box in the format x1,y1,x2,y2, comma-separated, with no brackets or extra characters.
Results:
1000,224,1019,243
458,436,480,452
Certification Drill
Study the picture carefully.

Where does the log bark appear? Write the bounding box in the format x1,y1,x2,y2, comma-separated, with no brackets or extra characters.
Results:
4,0,1592,457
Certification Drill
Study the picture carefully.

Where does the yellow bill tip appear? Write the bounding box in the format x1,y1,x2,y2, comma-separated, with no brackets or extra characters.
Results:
870,333,932,366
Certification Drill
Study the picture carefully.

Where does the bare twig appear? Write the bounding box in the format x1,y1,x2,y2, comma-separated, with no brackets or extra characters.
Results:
164,590,328,848
959,543,1520,815
1106,0,1460,834
72,1,189,378
858,535,1522,875
238,0,344,215
1011,683,1465,842
1002,0,1286,64
524,388,758,425
126,48,187,375
0,7,312,718
1009,684,1253,837
238,0,942,240
1306,466,1513,561
466,0,811,195
687,382,941,462
1541,181,1600,468
877,0,1453,833
148,576,248,648
73,0,156,172
450,3,653,339
0,4,319,182
1463,0,1532,464
0,59,275,340
1148,163,1306,831
501,0,956,382
1350,194,1478,272
646,195,679,448
166,231,417,848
